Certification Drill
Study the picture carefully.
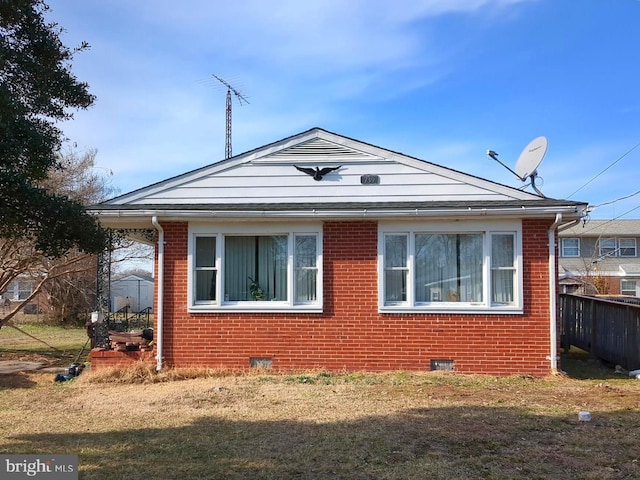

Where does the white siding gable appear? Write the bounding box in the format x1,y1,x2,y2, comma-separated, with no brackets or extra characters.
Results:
104,128,541,207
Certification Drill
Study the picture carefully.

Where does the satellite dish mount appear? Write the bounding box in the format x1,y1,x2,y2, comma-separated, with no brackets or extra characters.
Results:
487,136,548,197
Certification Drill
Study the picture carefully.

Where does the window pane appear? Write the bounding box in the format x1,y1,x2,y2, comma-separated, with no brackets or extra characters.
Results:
415,234,483,303
385,235,407,302
619,238,636,257
18,281,32,300
295,269,317,302
195,270,216,301
196,237,216,267
491,234,515,305
621,280,636,295
295,235,317,302
621,280,634,289
194,236,216,302
385,270,407,302
295,235,316,268
562,238,579,257
225,236,288,301
492,234,514,268
385,235,407,268
599,238,616,256
492,270,514,304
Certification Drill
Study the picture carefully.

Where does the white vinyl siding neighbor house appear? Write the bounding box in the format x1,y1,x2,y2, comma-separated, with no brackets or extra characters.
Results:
559,220,640,296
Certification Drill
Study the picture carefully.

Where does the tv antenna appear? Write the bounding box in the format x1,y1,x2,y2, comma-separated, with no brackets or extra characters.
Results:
212,74,249,159
487,136,548,197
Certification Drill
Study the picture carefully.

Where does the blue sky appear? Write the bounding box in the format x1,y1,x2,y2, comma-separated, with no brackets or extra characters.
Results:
47,0,640,220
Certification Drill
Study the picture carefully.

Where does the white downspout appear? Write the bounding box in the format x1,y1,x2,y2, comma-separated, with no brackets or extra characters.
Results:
152,216,164,372
548,213,562,374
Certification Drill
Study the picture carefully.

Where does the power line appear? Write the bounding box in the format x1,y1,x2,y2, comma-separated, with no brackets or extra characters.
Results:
567,140,640,199
591,188,640,208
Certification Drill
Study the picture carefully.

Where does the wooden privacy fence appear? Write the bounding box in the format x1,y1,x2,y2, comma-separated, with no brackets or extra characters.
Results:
561,294,640,370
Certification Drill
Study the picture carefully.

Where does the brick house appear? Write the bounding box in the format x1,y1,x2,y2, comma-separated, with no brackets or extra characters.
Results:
90,128,587,376
559,219,640,296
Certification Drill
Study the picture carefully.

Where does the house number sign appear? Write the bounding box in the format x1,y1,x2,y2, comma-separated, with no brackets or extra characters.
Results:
360,174,380,185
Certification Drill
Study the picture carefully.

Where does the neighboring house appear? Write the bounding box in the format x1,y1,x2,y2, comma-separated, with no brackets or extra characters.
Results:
111,274,154,312
559,219,640,296
90,128,588,376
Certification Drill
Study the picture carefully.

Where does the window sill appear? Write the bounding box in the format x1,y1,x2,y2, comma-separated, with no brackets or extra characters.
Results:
188,304,323,314
379,305,523,315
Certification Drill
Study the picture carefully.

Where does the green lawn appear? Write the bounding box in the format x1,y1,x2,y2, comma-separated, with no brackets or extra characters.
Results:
0,324,90,367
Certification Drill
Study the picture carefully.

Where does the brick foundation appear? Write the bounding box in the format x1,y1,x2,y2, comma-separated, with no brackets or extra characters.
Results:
90,349,155,370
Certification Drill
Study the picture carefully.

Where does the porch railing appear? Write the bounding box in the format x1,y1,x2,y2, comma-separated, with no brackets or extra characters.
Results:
91,306,153,349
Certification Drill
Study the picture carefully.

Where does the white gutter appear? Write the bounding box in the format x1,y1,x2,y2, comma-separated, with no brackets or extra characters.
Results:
548,213,562,374
94,205,585,221
151,216,164,372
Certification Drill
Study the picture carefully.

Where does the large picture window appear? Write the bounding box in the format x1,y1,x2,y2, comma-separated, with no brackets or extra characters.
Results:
189,225,322,311
379,222,522,312
224,235,288,301
414,233,483,303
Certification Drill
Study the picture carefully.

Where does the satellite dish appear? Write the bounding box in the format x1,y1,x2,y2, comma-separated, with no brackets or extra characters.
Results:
514,136,548,181
486,136,548,197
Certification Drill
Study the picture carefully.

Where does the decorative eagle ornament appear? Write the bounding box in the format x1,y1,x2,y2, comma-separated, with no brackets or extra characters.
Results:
294,165,342,181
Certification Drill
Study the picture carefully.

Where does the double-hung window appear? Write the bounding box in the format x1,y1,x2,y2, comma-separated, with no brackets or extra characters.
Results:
380,221,522,312
619,238,637,257
561,238,580,257
189,224,322,311
621,279,638,296
597,238,637,257
598,238,617,257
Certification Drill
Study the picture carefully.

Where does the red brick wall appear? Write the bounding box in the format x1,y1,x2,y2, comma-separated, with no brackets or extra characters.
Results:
90,350,154,370
149,219,556,376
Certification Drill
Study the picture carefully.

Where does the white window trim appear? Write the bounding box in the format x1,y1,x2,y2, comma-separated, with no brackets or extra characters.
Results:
561,238,580,257
188,222,323,312
378,220,523,314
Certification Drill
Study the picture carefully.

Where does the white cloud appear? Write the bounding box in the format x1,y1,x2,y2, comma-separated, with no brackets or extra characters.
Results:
47,0,539,194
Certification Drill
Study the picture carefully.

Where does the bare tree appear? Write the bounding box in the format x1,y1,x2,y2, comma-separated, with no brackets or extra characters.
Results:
0,149,116,328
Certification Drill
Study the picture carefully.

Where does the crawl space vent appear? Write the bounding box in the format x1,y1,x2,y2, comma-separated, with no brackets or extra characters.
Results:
430,359,454,371
250,357,272,369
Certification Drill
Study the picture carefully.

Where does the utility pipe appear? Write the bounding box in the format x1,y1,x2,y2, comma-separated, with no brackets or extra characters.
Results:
547,213,562,374
152,216,164,372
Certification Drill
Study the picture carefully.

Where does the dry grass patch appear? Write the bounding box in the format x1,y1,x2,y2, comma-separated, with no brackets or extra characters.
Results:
2,365,640,479
1,331,639,479
80,362,239,384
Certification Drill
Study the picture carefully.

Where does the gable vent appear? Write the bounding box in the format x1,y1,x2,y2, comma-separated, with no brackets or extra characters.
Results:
263,138,382,163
